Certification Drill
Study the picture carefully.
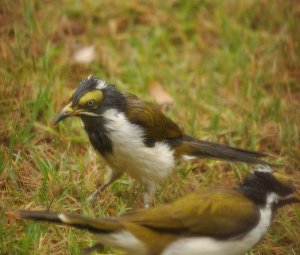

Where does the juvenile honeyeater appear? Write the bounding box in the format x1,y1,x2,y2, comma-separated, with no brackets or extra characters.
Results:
54,76,268,206
19,166,300,255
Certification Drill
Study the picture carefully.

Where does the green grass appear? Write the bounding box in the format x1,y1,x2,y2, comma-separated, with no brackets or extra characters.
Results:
1,0,299,254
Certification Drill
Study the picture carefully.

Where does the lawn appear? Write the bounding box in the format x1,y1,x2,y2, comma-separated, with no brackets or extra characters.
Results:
1,0,299,254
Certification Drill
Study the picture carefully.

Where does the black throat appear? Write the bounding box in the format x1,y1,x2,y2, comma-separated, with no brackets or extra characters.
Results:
81,115,113,156
237,172,272,207
80,86,127,157
237,171,293,209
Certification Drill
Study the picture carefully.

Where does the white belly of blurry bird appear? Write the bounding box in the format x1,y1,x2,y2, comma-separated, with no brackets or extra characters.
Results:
99,230,148,255
103,109,175,187
162,206,272,255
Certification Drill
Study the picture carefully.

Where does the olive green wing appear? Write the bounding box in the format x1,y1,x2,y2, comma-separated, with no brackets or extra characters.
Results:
124,94,182,145
121,190,260,238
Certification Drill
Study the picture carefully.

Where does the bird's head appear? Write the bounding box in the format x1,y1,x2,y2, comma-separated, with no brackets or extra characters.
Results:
240,165,300,207
53,76,125,124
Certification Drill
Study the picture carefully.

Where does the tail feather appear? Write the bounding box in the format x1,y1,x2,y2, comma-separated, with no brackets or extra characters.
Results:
19,210,121,234
180,136,268,165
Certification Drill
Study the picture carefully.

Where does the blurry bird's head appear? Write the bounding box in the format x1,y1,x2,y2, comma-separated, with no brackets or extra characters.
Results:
239,165,300,207
54,76,125,124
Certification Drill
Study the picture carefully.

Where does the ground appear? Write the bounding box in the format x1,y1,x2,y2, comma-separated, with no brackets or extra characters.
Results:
0,0,299,254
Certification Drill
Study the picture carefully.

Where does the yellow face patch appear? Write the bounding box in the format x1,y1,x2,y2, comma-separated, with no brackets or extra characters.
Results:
78,90,103,108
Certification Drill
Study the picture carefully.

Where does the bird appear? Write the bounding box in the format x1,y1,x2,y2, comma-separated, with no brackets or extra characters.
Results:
54,76,267,206
19,165,300,255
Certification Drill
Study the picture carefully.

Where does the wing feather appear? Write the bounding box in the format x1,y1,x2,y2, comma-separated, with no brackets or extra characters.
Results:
121,190,260,239
125,94,182,145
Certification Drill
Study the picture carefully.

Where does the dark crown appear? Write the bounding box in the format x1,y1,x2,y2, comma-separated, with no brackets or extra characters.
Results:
238,170,295,206
72,76,109,102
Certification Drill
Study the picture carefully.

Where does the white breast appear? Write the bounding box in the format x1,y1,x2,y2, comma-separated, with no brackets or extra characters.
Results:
162,201,273,255
103,109,175,187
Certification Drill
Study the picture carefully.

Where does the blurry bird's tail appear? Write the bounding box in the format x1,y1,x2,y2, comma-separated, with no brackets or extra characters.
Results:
19,210,121,234
178,135,268,165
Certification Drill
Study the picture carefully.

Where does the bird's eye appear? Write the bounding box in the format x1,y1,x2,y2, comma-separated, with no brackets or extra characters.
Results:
87,100,95,107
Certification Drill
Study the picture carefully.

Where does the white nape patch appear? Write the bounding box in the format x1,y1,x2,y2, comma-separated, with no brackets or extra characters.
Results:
162,194,276,255
254,164,273,173
96,79,108,90
102,109,175,187
98,230,147,255
182,155,197,161
58,213,71,223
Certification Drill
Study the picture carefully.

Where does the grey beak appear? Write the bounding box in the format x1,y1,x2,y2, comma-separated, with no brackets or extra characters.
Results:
53,103,74,125
53,111,70,125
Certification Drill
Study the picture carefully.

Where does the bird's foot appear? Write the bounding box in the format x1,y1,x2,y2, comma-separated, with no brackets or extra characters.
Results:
87,190,99,202
87,182,111,202
143,191,154,208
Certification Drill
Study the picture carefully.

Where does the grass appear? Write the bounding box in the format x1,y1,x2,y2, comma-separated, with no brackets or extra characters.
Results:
0,0,299,254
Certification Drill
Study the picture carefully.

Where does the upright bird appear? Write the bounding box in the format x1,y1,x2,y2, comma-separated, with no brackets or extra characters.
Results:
54,76,267,206
19,166,300,255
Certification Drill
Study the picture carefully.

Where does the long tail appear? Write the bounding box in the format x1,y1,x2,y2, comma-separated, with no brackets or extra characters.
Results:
178,135,268,165
19,210,121,234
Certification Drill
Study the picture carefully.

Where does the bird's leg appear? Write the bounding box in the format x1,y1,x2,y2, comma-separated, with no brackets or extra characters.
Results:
87,170,122,202
81,243,104,255
143,185,155,208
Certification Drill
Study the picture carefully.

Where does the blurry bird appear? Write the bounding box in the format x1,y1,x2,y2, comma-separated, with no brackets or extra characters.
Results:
54,76,267,206
19,166,300,255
